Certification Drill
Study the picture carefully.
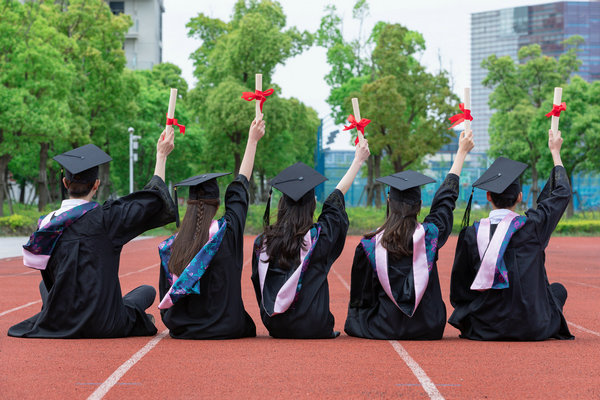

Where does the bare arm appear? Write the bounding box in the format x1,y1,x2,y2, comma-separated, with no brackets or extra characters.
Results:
238,117,265,180
548,129,563,167
448,130,474,176
336,139,370,195
153,126,175,181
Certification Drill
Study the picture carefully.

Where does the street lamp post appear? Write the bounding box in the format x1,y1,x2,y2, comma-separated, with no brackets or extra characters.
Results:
129,127,141,194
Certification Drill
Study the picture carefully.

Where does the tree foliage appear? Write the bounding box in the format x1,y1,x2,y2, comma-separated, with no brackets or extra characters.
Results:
187,0,318,201
483,36,583,208
317,2,457,206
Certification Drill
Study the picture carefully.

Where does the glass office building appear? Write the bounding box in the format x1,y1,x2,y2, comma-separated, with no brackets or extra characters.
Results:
471,1,600,153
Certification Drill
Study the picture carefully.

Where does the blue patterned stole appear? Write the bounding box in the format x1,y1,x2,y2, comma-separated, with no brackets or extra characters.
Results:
158,218,228,308
22,202,99,269
473,216,527,289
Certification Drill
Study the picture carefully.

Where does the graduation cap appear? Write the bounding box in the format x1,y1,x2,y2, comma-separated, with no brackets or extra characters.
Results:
462,156,528,228
377,170,436,206
53,144,112,184
263,162,327,227
173,172,230,227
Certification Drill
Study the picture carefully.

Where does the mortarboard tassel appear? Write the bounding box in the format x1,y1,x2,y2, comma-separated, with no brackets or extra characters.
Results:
386,190,389,218
461,187,475,230
174,187,180,228
60,168,66,201
263,187,273,228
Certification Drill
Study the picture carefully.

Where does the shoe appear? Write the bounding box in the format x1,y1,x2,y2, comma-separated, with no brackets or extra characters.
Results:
147,313,156,324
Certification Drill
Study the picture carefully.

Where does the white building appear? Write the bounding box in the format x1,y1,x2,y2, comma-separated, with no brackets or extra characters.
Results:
107,0,164,70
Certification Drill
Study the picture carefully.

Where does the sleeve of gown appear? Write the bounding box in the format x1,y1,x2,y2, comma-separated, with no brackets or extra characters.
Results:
449,227,479,307
223,175,250,244
525,166,571,246
250,237,263,306
316,189,350,268
349,243,375,308
423,173,459,247
105,175,176,246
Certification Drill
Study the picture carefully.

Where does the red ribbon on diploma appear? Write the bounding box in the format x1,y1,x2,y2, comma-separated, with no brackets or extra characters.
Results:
166,114,185,134
241,89,275,112
448,103,473,129
343,114,371,145
545,102,566,118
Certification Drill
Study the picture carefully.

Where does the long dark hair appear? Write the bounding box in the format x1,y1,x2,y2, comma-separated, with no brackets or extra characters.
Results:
365,198,421,259
262,192,316,270
168,197,220,276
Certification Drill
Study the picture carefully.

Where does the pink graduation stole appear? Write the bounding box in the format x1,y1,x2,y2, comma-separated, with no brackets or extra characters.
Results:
257,226,320,316
374,223,435,317
470,211,526,291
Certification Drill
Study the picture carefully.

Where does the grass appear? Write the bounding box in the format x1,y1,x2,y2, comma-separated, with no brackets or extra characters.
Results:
3,201,600,237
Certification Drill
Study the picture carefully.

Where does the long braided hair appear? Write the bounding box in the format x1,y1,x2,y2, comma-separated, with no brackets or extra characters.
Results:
168,196,220,276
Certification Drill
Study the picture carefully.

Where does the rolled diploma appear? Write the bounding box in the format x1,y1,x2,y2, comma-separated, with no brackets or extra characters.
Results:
464,88,471,133
255,74,262,120
551,87,562,134
351,97,364,144
166,88,178,131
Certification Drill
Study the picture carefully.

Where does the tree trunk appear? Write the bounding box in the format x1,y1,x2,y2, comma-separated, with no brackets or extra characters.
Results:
374,155,382,208
19,180,26,203
4,168,13,215
0,154,10,217
366,156,374,206
530,166,539,208
248,173,257,204
259,172,266,202
37,142,50,211
98,162,111,201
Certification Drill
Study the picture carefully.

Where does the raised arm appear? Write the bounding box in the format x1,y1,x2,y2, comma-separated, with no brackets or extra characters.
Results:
238,116,265,180
449,130,474,176
336,139,370,195
548,128,563,167
153,126,175,181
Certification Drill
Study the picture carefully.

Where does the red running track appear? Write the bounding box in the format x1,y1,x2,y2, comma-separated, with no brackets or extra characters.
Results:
0,235,599,399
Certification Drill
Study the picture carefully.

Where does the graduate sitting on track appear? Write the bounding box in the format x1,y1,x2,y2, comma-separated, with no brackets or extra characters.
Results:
344,130,474,340
9,128,177,339
448,129,574,341
251,140,370,339
157,118,265,339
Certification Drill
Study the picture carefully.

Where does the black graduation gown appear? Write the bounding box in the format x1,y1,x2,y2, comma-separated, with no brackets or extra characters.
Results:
8,176,176,338
448,166,574,341
159,175,256,339
344,173,459,340
251,189,349,339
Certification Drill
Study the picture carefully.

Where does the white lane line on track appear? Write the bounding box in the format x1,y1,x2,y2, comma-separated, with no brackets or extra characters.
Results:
331,267,445,400
562,279,600,290
567,321,600,337
0,300,42,317
86,255,253,399
0,270,36,278
87,329,169,400
0,263,159,318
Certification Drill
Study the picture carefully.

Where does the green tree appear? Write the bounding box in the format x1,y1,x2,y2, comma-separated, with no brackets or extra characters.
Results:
318,3,457,206
482,37,583,207
187,0,317,201
536,76,600,216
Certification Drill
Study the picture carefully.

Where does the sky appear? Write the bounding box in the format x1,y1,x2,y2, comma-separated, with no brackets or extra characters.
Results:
162,0,582,149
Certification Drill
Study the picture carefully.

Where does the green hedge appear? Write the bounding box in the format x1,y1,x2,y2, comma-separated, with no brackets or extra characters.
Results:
4,202,600,237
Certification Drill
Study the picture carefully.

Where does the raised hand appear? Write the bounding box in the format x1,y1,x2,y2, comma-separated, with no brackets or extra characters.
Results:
355,139,370,164
458,130,474,155
157,126,175,159
548,129,563,166
249,117,266,144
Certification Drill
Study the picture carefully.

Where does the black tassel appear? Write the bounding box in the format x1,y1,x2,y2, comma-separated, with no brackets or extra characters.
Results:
174,187,180,228
386,190,389,218
60,168,66,200
461,187,475,230
263,187,272,228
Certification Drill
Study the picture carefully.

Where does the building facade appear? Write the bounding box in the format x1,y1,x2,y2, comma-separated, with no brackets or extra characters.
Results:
471,1,600,153
108,0,164,70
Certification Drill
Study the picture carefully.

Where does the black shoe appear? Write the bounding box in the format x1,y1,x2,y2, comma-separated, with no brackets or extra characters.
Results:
332,331,340,338
147,313,156,324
